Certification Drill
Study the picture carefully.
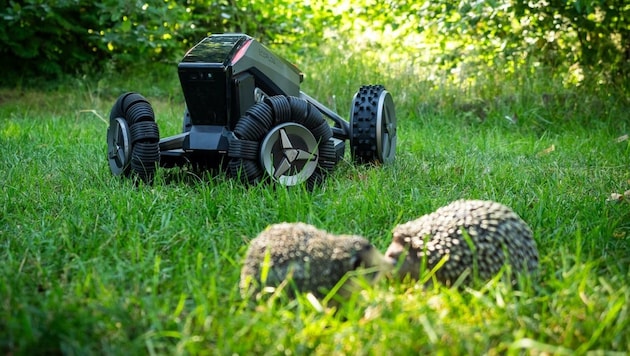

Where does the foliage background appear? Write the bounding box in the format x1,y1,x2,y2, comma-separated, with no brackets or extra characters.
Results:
1,0,629,89
2,1,630,354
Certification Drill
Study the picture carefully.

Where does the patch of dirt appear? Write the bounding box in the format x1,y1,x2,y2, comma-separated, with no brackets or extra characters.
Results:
0,89,25,106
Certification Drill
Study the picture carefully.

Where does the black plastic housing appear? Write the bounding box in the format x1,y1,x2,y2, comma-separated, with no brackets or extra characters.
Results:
178,34,302,129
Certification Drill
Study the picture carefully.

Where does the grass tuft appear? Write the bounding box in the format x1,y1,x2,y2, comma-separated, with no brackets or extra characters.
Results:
1,43,629,354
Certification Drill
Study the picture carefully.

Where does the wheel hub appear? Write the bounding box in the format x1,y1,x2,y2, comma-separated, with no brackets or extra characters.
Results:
107,117,131,175
260,123,319,186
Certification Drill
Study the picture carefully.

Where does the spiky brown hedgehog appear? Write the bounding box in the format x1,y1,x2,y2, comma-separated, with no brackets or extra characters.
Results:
240,222,390,299
385,200,538,285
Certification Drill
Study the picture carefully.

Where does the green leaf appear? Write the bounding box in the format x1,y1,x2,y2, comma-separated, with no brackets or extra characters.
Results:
121,18,131,33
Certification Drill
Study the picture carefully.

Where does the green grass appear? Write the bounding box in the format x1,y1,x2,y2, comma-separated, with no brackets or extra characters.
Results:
1,48,630,355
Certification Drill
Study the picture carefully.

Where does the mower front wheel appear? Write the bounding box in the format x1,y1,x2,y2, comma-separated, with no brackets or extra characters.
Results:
349,85,397,164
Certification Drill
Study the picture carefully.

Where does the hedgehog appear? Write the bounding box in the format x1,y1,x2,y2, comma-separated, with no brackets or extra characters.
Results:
240,222,391,299
384,200,539,286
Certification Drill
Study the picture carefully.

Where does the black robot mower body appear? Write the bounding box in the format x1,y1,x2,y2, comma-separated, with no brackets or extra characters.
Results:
107,33,397,187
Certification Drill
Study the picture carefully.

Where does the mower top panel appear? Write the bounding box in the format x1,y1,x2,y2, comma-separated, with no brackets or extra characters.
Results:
178,34,303,127
180,34,249,66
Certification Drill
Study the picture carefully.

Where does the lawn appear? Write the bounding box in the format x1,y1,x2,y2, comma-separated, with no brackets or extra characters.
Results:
1,48,629,355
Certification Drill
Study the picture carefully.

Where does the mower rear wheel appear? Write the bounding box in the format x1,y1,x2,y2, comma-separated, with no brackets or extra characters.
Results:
260,122,319,186
107,92,160,183
130,141,160,183
110,92,129,121
107,117,132,176
349,85,397,164
227,95,337,188
130,121,160,144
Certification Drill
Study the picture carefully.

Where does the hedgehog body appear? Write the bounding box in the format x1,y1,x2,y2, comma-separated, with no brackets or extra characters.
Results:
385,200,538,285
240,222,389,298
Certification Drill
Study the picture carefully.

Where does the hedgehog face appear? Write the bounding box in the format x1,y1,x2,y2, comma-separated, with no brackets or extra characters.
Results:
331,237,393,298
383,238,419,279
345,237,394,278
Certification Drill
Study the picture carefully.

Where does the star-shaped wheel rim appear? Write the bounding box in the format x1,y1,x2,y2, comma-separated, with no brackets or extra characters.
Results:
107,118,131,175
273,128,318,178
260,122,320,186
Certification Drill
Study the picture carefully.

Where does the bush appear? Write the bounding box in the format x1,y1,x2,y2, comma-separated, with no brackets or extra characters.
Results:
1,0,628,89
513,0,630,82
0,0,326,85
0,1,106,83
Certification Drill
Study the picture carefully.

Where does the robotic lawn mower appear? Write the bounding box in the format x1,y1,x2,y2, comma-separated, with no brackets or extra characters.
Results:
107,33,397,187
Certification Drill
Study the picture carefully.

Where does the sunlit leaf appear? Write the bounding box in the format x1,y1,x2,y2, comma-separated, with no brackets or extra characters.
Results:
608,193,623,201
537,144,555,157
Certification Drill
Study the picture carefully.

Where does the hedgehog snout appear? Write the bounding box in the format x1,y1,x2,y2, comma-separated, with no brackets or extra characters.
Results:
350,253,363,270
384,241,405,266
384,240,420,279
